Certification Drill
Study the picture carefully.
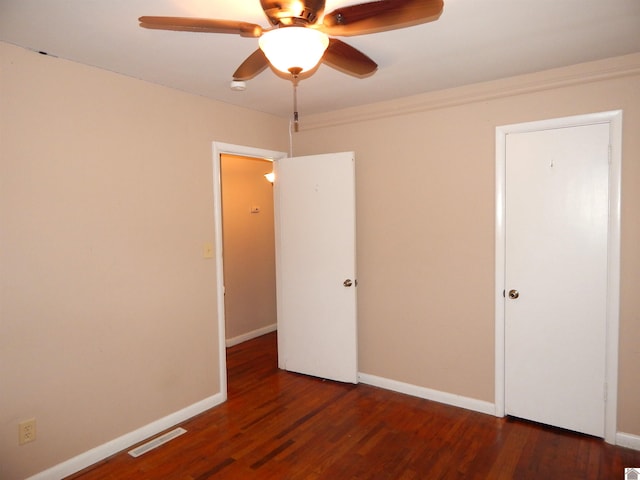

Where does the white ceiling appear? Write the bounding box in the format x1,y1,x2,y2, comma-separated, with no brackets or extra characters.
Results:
1,0,639,118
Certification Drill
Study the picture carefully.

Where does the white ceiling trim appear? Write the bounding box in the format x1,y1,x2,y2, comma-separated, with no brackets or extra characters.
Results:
302,53,640,130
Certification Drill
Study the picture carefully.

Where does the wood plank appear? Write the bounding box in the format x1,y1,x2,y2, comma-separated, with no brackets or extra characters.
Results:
66,332,640,479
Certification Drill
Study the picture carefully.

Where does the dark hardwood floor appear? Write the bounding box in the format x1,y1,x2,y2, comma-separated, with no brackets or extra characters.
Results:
67,332,639,479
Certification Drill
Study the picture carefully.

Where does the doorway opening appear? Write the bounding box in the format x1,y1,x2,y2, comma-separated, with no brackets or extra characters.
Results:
220,153,277,347
212,142,287,400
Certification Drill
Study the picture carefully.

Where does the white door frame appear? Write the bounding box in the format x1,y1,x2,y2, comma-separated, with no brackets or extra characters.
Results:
494,110,622,444
212,142,287,400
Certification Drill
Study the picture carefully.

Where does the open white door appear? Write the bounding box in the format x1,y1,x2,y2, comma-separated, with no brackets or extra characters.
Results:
274,152,358,384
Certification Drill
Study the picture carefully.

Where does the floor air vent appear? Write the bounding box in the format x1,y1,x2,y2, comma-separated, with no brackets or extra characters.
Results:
128,427,187,458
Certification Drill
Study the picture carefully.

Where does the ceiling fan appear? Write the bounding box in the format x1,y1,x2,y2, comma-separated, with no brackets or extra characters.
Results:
139,0,444,82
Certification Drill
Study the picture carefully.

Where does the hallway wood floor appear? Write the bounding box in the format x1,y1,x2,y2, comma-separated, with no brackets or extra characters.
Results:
67,332,639,479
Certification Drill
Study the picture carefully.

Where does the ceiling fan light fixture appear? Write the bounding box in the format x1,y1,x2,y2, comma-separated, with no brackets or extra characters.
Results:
259,27,329,74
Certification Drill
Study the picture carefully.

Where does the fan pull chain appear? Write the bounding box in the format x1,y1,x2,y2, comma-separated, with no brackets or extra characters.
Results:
289,67,302,133
292,75,299,132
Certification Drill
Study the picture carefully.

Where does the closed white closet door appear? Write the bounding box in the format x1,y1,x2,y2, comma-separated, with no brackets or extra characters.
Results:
504,122,610,437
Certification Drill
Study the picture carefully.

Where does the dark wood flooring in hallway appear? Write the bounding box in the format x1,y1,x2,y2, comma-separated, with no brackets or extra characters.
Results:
66,332,640,479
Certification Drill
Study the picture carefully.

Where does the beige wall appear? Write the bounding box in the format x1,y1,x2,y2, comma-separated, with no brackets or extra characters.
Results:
295,54,640,436
221,155,277,341
0,42,288,479
2,39,639,479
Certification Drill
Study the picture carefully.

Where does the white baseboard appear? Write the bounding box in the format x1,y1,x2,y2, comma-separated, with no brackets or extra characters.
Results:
358,373,496,416
226,323,276,347
617,432,640,451
28,393,226,480
359,373,640,450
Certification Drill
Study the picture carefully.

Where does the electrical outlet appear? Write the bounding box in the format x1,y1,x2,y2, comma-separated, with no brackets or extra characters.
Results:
19,418,36,445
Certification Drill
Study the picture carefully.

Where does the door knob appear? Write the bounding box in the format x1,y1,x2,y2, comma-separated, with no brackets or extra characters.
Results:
343,279,353,287
508,289,519,299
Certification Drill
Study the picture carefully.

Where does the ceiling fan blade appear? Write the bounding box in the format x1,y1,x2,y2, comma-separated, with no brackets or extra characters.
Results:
233,49,270,81
260,0,326,26
138,16,263,38
322,39,378,77
321,0,443,36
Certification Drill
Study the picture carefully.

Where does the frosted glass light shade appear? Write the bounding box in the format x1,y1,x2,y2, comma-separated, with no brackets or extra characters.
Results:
259,27,329,74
